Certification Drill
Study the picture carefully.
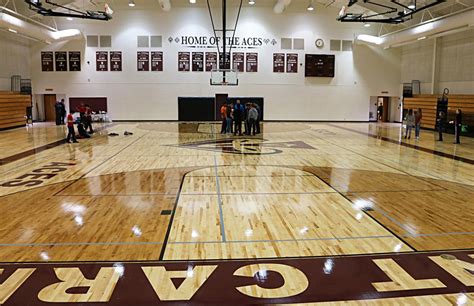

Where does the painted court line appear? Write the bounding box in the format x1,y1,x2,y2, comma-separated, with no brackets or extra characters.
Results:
0,241,164,247
211,124,227,242
1,232,471,248
169,235,397,245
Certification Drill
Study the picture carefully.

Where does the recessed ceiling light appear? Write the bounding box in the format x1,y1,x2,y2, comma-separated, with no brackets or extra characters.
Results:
408,1,416,9
8,28,18,33
66,17,73,21
307,1,314,11
249,0,255,4
364,23,371,27
190,0,196,3
417,36,426,40
128,0,135,7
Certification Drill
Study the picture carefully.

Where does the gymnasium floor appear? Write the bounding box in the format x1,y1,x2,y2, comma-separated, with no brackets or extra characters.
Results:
0,122,473,305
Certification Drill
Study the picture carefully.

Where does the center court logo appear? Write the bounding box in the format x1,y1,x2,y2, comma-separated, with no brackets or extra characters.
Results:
171,139,316,155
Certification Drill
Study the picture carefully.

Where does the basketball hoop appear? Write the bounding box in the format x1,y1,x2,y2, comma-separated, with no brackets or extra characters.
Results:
210,69,238,86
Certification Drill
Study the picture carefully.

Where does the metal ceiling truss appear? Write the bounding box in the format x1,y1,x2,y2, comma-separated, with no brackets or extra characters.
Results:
338,0,446,23
24,0,112,21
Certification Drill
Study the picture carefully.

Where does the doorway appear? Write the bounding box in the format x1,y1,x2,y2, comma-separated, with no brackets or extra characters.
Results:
43,94,57,122
377,97,390,122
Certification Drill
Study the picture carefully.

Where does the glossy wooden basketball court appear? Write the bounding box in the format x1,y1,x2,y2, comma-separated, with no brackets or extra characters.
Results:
0,122,472,305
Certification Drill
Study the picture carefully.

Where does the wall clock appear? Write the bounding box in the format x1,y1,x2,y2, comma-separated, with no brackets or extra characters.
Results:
315,38,324,48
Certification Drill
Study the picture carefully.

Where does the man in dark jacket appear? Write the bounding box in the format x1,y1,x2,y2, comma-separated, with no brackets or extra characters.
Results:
233,100,244,136
437,111,445,141
454,109,462,144
55,101,62,125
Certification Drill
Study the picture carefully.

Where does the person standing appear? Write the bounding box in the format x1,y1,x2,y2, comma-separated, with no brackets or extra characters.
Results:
84,104,94,134
437,111,445,141
220,103,227,134
377,103,383,121
415,108,422,139
55,100,62,125
244,103,251,135
66,110,78,143
454,109,462,144
248,104,258,136
233,100,244,136
404,109,415,139
255,103,261,134
226,102,233,134
60,99,66,125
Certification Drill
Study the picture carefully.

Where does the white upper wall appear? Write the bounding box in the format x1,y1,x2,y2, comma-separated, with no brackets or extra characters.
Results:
401,28,474,94
0,31,30,90
29,6,401,120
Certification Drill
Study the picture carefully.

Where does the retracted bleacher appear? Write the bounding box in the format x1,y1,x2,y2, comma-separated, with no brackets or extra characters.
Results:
0,91,32,130
404,94,474,133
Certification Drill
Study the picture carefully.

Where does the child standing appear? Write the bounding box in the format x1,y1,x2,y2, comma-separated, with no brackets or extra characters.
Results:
66,110,78,143
404,109,415,139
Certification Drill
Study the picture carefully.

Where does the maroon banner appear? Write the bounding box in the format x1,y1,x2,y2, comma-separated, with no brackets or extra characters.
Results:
41,52,54,71
232,52,244,72
0,250,472,305
54,51,67,71
219,52,231,69
137,51,150,71
110,51,122,72
68,51,81,72
273,53,285,73
192,52,204,72
96,51,108,71
205,52,218,72
178,52,190,72
151,51,163,72
246,52,258,72
286,53,298,73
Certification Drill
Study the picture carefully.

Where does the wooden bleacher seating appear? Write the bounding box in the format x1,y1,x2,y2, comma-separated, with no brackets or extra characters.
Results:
404,94,474,130
0,91,32,130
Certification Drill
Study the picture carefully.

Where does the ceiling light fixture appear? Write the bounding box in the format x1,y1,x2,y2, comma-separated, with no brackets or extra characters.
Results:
249,0,255,4
128,0,135,7
307,0,314,11
8,28,18,33
190,0,196,3
417,36,426,40
364,23,370,27
408,0,416,9
66,17,73,20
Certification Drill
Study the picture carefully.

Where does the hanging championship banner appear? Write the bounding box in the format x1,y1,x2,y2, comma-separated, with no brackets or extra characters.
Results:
137,51,150,71
192,52,204,72
286,53,298,73
110,51,122,72
232,52,244,72
273,53,285,73
96,51,108,71
151,51,163,72
178,52,190,72
55,51,67,71
68,51,81,71
205,52,218,71
41,52,54,71
246,52,258,72
219,52,231,69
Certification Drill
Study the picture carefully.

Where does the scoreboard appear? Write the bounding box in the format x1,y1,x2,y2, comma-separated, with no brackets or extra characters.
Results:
305,54,335,77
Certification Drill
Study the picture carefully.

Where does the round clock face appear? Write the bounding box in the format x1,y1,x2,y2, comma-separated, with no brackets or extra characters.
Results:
315,39,324,48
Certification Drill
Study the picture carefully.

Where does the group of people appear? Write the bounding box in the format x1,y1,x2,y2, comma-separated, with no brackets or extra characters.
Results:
62,102,95,144
220,100,261,136
403,108,423,139
54,99,67,126
404,107,463,144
